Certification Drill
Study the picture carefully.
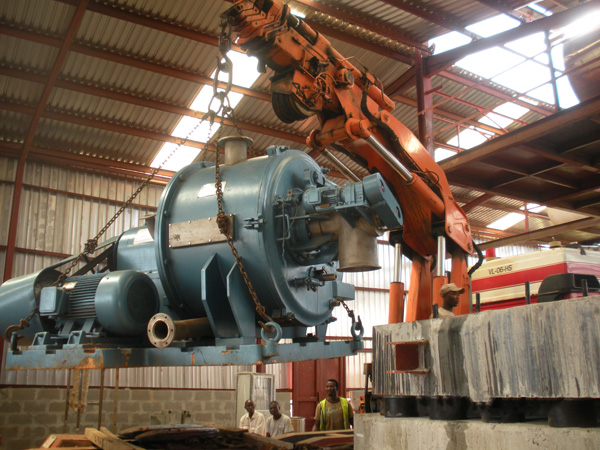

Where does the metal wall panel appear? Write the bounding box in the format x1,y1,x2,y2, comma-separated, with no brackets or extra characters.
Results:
2,160,163,280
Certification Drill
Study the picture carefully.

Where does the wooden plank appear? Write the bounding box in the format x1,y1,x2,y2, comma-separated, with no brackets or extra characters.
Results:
27,447,97,450
84,428,145,450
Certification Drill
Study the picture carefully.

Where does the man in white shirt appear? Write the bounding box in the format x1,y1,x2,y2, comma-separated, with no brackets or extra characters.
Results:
239,399,266,436
266,401,294,437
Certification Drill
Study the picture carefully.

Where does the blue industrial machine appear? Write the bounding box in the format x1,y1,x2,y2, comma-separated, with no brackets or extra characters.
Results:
0,137,403,369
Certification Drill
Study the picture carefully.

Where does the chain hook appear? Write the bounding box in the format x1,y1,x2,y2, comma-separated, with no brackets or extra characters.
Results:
213,54,233,101
218,17,233,55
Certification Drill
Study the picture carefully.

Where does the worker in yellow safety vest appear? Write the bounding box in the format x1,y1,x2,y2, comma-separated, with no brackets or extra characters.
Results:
312,379,354,430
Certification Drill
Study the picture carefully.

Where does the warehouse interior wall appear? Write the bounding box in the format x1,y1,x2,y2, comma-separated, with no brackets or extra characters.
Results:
0,385,291,450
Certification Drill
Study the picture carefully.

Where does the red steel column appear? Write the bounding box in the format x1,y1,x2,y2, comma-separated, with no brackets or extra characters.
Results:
415,48,434,155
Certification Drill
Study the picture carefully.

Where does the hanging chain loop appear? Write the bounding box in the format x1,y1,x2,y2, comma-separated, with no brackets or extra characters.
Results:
6,89,208,342
213,20,272,331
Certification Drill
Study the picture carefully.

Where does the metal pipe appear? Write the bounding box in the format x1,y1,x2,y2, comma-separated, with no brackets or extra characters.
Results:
364,135,414,182
525,281,531,305
393,243,402,283
147,313,214,348
364,134,445,218
475,293,481,313
218,135,253,166
436,235,446,277
322,148,361,182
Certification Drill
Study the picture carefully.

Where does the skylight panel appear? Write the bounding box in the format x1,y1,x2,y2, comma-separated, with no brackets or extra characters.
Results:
151,143,202,172
225,51,261,88
550,45,566,71
189,87,245,113
151,50,261,172
522,203,546,213
466,14,520,38
493,102,530,120
555,77,579,108
527,83,555,104
505,32,547,58
527,3,552,16
429,31,471,55
487,203,546,231
487,212,523,231
478,112,514,129
456,47,525,79
171,117,219,141
446,128,489,150
479,102,530,128
434,148,457,162
492,59,551,93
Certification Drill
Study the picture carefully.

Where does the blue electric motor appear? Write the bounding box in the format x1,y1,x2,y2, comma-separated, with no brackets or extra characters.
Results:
0,138,402,354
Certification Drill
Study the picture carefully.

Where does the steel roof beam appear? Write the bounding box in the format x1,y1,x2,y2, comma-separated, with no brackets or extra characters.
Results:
439,71,554,117
378,0,476,37
440,95,600,174
0,66,306,146
0,26,271,103
0,100,211,153
60,0,414,65
0,143,172,186
390,93,505,136
0,26,518,134
425,2,599,76
290,0,430,52
461,193,495,212
474,0,529,23
57,0,240,52
476,217,600,250
305,19,413,64
4,0,89,282
0,141,174,180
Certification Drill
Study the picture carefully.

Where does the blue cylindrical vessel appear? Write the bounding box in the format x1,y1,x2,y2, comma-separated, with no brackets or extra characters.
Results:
154,147,347,328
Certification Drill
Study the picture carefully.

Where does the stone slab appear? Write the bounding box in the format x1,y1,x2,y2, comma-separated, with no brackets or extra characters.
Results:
355,413,600,450
373,297,600,402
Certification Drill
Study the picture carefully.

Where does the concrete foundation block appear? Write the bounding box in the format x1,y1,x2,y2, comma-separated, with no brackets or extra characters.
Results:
355,414,600,450
373,297,600,402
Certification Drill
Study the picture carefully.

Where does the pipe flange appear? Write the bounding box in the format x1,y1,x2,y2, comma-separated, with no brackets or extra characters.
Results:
147,313,175,348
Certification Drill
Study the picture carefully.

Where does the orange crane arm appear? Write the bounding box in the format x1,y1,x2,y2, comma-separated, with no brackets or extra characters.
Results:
222,0,474,319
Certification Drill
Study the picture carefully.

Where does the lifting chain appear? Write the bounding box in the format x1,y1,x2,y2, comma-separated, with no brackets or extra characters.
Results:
213,18,272,331
5,87,207,343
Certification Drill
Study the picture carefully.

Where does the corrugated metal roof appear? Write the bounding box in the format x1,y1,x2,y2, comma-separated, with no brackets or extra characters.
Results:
0,0,597,386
